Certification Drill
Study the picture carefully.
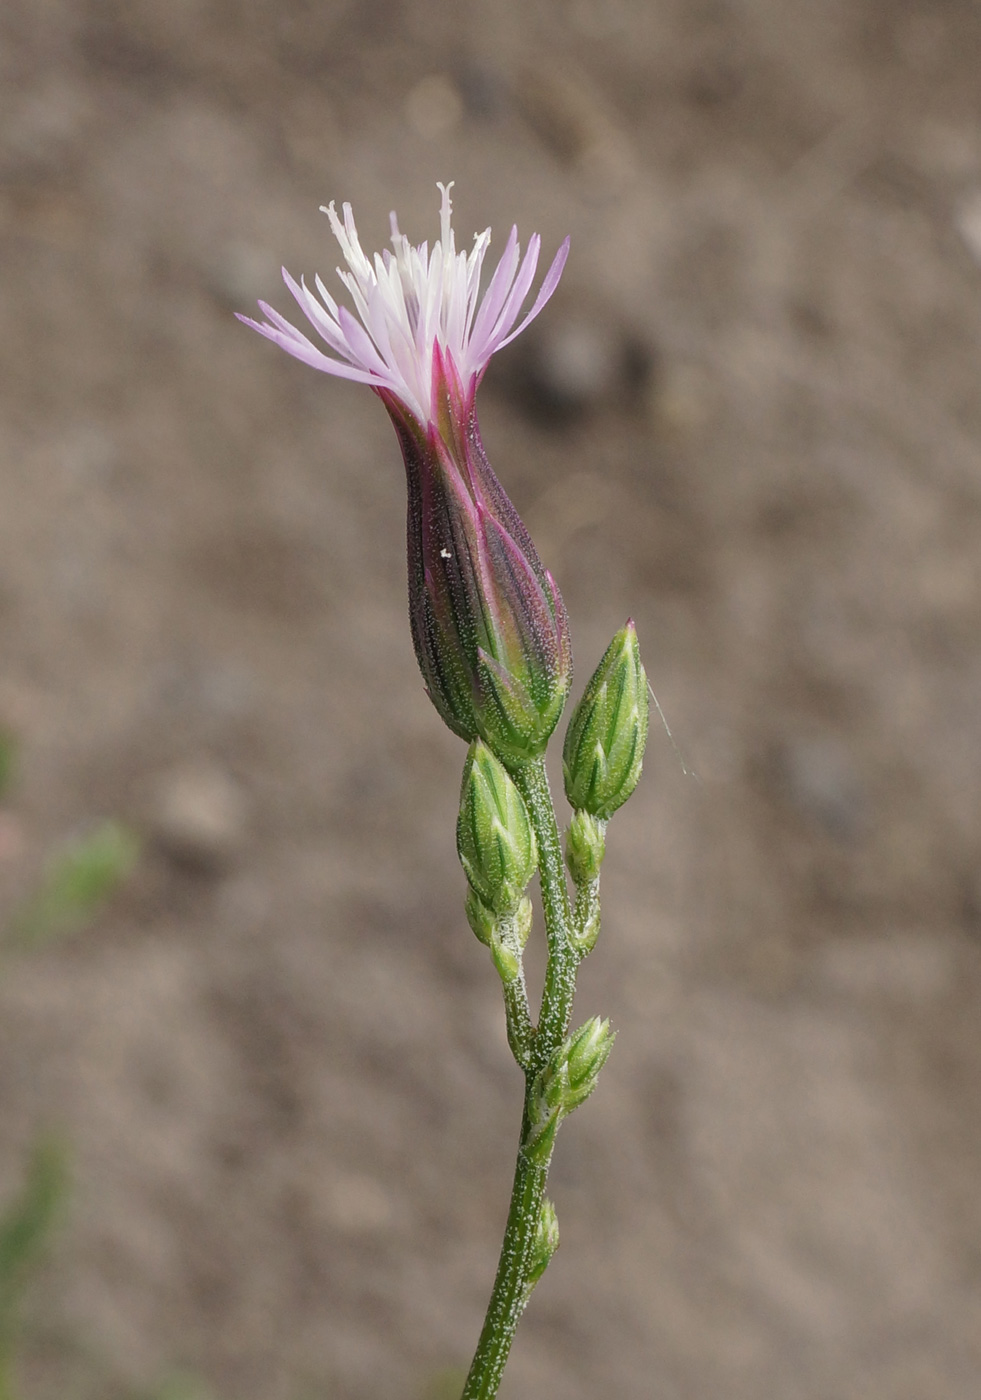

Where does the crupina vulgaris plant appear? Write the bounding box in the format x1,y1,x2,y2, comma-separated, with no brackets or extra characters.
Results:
242,183,649,1400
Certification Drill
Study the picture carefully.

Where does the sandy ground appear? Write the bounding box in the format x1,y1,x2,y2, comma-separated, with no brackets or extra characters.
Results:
1,2,981,1397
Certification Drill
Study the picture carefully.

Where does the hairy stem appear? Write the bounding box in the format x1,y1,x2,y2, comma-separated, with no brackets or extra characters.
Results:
461,758,576,1399
510,758,575,1072
460,1120,549,1400
571,875,601,958
501,973,535,1071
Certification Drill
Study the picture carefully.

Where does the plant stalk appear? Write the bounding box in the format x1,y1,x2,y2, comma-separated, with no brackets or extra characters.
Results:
511,759,576,1072
460,1120,549,1400
461,757,576,1399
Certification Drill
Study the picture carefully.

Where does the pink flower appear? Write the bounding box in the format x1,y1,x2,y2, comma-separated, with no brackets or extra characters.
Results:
240,184,572,761
238,182,568,427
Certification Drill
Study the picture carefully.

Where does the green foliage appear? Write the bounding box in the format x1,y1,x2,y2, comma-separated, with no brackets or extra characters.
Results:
10,821,139,950
0,1139,69,1348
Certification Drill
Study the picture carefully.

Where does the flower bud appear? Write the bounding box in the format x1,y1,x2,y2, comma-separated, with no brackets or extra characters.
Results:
489,936,521,984
562,621,648,819
563,1016,616,1111
525,1016,615,1160
457,740,537,916
466,889,532,985
464,888,497,948
523,1100,561,1164
565,810,606,886
525,1197,560,1295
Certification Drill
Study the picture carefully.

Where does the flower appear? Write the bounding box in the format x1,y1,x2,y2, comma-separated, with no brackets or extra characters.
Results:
240,184,573,762
238,181,569,427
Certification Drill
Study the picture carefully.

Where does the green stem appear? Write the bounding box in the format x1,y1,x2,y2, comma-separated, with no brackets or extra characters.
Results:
461,758,577,1400
501,973,534,1072
510,758,576,1072
460,1122,549,1400
571,874,601,958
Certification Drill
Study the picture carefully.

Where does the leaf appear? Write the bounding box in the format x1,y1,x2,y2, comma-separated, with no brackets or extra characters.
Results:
10,821,139,949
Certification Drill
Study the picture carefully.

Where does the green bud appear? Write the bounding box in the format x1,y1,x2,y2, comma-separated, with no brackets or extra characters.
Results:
493,898,533,984
457,740,537,916
466,890,529,985
564,1016,616,1111
523,1101,561,1164
562,621,648,820
525,1016,615,1160
565,810,606,885
489,937,521,984
465,888,497,948
525,1197,559,1293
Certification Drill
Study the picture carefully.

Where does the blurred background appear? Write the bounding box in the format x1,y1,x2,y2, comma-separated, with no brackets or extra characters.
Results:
1,1,980,1397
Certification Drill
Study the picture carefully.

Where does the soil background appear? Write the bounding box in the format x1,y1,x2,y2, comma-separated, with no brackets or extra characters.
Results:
1,2,981,1398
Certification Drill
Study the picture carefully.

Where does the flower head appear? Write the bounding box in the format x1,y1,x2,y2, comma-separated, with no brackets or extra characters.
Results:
392,381,573,762
240,184,573,760
238,182,569,427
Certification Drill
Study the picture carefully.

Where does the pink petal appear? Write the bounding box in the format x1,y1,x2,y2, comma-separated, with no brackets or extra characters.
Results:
495,237,570,351
235,314,379,382
336,304,391,378
487,234,541,347
468,226,521,360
